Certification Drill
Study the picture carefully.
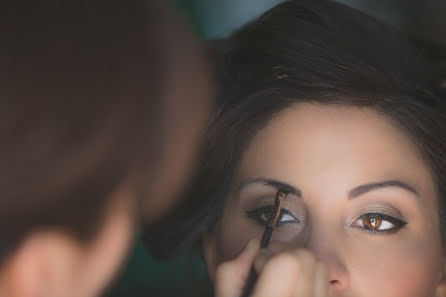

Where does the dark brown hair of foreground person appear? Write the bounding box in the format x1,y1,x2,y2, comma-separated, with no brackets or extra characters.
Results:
0,0,210,266
144,0,446,260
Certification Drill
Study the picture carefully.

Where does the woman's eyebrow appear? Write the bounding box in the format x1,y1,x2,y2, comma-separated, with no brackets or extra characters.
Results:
348,180,420,199
238,179,418,199
237,177,302,197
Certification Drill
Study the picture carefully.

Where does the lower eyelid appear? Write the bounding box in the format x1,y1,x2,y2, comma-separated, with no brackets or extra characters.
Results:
357,226,404,235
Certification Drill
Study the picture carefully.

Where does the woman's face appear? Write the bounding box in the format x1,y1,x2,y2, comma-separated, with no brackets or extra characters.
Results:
204,103,446,297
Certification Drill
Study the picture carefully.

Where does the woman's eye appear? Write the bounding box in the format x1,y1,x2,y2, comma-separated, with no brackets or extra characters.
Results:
246,206,299,226
351,213,407,234
259,211,296,223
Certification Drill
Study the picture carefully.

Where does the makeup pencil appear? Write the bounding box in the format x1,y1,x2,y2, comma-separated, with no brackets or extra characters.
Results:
242,190,288,297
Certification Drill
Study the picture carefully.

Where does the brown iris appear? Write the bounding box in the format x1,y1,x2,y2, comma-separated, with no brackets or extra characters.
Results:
363,216,382,230
265,209,282,222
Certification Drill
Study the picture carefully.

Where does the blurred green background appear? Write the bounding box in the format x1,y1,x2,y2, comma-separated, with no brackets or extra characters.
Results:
103,0,445,296
176,0,446,43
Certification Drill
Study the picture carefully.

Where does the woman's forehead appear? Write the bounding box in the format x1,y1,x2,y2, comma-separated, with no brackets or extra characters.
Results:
234,103,436,202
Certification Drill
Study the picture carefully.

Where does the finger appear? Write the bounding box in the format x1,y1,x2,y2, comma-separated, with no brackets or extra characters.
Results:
253,241,304,274
313,261,329,297
252,253,301,297
252,241,297,274
215,239,260,297
293,250,317,297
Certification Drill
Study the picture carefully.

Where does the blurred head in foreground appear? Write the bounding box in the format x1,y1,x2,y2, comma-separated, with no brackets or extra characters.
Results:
0,0,210,296
145,0,446,296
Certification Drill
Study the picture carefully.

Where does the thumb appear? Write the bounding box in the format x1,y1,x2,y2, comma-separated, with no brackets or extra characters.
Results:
215,239,260,297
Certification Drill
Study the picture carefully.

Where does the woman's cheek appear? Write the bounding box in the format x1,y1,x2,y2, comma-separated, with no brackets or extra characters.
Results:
217,214,256,261
351,238,442,297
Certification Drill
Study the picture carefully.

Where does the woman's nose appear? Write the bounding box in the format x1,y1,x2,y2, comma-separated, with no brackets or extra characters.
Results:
303,225,350,291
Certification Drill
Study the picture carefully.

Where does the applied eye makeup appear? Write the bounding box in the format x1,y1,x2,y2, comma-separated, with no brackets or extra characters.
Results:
246,201,408,236
347,201,408,235
351,213,407,234
245,205,300,226
241,193,306,228
239,178,412,238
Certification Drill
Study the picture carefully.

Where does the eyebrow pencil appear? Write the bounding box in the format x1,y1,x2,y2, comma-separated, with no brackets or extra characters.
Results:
242,190,288,297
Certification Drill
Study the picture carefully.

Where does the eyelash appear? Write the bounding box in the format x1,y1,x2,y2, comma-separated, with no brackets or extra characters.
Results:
246,206,407,235
245,205,300,227
351,213,408,235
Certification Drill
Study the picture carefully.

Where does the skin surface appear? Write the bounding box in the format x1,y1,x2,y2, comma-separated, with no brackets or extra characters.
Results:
205,103,446,297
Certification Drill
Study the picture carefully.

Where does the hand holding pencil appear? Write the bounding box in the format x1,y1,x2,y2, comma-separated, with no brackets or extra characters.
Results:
214,240,329,297
214,189,329,297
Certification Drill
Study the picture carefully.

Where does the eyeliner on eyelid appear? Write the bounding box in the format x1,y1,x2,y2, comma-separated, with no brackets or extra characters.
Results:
245,206,300,227
351,212,408,235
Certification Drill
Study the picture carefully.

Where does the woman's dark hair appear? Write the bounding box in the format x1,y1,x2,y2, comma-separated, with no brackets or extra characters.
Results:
0,0,204,264
144,0,446,259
